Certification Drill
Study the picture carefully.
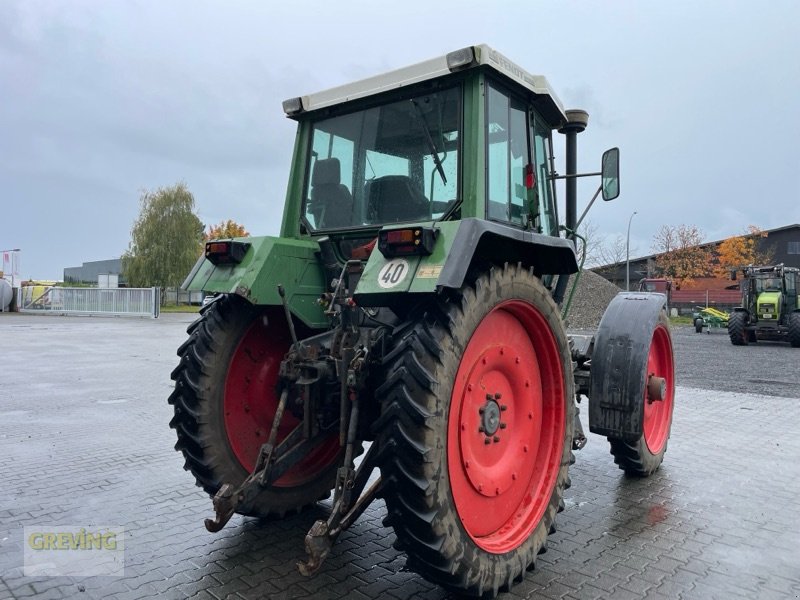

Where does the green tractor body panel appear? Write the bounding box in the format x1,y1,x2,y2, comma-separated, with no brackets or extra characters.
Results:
756,291,782,321
183,236,327,328
354,221,459,302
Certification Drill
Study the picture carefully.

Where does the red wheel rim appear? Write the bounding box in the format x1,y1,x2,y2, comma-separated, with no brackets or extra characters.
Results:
447,300,565,553
223,312,340,487
643,324,675,454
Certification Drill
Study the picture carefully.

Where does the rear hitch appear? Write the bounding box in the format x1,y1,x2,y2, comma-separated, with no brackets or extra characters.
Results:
298,449,382,575
298,391,381,576
205,388,330,532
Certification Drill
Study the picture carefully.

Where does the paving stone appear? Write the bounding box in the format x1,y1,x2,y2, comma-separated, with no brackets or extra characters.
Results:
1,315,799,600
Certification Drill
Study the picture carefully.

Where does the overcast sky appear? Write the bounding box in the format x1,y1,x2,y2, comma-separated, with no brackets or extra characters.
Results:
2,1,799,280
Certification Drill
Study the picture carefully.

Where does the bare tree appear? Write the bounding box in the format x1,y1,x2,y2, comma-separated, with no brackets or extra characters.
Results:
576,220,601,267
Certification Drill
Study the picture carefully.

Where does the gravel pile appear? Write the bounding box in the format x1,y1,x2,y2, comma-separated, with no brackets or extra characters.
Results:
561,269,622,331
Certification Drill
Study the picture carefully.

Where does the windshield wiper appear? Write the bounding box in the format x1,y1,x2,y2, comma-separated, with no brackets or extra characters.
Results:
411,99,447,185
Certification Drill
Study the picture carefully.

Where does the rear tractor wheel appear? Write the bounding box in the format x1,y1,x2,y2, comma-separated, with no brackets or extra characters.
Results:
376,264,574,597
168,294,343,517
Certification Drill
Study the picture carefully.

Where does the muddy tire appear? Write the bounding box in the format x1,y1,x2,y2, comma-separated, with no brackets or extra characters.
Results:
375,264,574,597
168,294,342,517
789,312,800,348
607,312,675,477
728,311,749,346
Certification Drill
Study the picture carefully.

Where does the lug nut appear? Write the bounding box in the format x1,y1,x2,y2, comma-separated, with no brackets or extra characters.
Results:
478,426,485,433
499,423,507,429
493,436,500,443
495,392,502,400
500,404,508,412
479,406,486,414
484,438,491,445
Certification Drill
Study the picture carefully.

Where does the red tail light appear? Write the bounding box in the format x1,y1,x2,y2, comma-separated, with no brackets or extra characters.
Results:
205,240,250,265
378,227,437,258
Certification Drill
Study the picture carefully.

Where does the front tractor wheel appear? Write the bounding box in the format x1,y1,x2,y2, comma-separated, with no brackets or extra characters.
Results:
788,312,800,348
728,311,749,346
376,264,574,597
168,294,342,517
608,312,675,476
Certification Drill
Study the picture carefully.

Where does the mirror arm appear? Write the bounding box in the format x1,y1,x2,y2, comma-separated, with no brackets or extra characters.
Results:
549,171,601,180
573,185,602,232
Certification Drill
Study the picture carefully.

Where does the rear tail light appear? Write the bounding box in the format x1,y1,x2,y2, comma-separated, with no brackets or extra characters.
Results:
378,227,437,258
205,240,250,265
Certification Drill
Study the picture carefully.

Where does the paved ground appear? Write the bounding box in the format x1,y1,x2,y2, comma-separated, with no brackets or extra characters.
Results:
1,312,799,600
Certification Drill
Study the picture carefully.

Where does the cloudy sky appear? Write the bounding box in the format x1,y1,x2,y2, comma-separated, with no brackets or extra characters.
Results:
2,1,799,280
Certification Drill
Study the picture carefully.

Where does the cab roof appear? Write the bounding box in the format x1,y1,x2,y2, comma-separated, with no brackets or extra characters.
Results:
284,44,567,127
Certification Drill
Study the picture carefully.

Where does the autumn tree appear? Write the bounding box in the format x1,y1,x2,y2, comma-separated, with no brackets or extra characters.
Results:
122,183,205,300
651,224,712,287
715,225,775,276
206,219,249,240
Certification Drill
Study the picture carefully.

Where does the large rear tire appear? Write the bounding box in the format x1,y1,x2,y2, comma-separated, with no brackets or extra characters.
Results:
789,312,800,348
376,264,574,597
168,294,342,517
728,311,749,346
607,312,675,476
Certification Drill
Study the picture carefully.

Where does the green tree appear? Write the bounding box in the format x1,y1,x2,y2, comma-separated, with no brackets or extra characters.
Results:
122,183,204,299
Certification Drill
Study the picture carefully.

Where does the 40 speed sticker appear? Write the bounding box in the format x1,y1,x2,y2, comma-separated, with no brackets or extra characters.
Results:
377,259,410,289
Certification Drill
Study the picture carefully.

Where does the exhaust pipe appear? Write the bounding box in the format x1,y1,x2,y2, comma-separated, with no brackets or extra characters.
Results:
553,109,588,305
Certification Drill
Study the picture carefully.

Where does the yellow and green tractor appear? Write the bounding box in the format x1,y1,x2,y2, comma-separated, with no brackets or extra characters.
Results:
729,264,800,346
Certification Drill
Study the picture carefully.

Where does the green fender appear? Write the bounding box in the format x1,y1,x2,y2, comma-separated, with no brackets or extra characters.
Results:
353,218,577,306
182,236,328,328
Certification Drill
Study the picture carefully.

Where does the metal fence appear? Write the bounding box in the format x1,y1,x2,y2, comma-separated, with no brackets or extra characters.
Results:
19,287,160,318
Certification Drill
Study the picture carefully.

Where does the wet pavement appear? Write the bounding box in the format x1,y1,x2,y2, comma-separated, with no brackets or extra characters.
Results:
1,313,799,600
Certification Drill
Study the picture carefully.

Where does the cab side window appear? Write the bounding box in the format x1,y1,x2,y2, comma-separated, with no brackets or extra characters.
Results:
486,85,528,227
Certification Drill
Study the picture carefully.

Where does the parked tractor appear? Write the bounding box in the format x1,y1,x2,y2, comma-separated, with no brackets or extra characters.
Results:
168,45,676,597
728,264,800,346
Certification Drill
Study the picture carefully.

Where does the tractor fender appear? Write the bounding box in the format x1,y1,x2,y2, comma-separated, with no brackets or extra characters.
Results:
354,218,578,307
182,235,328,328
588,292,669,441
436,218,578,289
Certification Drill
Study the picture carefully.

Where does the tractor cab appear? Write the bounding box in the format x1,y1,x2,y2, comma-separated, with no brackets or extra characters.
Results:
280,44,616,247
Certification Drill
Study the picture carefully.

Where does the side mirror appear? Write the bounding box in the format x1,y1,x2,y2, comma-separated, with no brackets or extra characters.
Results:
601,147,620,201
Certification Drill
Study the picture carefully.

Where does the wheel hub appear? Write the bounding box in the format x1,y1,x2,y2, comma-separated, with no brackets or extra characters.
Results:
479,395,504,437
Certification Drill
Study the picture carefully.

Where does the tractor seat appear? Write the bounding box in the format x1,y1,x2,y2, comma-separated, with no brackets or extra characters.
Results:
366,175,429,224
310,158,354,229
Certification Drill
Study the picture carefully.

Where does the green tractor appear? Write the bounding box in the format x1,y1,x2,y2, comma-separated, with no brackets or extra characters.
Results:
169,44,676,597
728,264,800,346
